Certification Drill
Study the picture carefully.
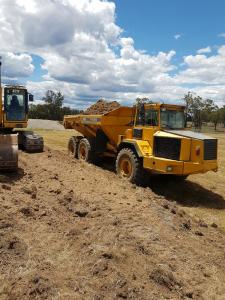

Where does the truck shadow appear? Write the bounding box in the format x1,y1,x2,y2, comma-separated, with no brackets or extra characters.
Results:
148,175,225,209
95,158,225,210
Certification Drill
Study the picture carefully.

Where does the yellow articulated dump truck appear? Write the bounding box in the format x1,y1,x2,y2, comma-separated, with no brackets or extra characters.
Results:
63,102,218,184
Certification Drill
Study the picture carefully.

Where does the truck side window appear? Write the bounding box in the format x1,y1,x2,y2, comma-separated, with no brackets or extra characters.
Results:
145,109,158,126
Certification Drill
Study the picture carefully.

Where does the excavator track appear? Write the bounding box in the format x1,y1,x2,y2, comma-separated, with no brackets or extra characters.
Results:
18,131,44,152
0,134,18,171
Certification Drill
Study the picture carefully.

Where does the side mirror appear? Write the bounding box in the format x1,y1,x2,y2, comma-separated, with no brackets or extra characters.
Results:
29,94,34,102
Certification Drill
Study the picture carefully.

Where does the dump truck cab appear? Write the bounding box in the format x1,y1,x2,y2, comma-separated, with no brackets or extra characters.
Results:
64,101,218,184
120,102,217,179
134,102,185,129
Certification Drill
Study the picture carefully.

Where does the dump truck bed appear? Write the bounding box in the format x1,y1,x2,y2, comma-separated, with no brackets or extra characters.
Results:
64,106,135,148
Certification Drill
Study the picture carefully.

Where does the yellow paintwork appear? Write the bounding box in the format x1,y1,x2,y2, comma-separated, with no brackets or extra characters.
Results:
3,120,27,128
64,107,134,149
122,138,151,156
183,160,217,174
64,103,218,177
180,138,191,161
143,156,183,174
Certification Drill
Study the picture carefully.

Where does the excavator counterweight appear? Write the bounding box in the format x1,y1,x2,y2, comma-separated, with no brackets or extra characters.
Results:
0,134,18,171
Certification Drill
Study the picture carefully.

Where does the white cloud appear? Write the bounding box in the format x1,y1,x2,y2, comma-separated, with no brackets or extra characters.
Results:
22,3,76,47
2,52,34,78
0,0,224,107
174,34,181,40
218,33,225,38
197,46,211,54
176,46,225,85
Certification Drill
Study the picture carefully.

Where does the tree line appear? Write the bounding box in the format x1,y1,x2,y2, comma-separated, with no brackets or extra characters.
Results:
184,92,225,130
29,90,225,130
28,90,81,121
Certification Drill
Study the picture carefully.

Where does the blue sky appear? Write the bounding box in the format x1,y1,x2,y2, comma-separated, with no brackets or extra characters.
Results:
29,55,47,82
31,0,225,81
0,0,225,108
113,0,225,55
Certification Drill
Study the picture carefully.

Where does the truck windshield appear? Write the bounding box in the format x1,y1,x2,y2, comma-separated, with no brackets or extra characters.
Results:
145,109,158,126
160,109,184,129
136,108,159,126
5,91,26,121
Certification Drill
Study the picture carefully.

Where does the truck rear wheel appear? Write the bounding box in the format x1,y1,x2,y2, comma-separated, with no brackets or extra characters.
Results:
77,138,95,162
116,148,145,185
68,136,78,158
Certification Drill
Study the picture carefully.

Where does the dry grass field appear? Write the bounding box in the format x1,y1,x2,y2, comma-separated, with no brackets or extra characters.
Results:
185,132,225,224
34,129,75,151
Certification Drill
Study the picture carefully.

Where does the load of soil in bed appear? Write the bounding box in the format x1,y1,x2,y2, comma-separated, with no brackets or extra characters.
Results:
84,99,120,115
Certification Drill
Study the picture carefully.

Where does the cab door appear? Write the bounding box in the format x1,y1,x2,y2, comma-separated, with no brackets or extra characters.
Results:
4,88,27,122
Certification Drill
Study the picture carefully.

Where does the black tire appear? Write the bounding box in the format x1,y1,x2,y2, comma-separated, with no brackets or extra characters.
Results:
115,148,146,185
68,136,78,158
77,138,95,162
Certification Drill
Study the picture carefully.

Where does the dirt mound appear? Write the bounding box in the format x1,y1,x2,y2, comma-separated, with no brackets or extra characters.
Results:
84,99,120,115
0,149,225,299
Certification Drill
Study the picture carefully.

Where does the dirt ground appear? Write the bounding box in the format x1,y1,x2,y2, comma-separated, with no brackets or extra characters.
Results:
1,134,225,299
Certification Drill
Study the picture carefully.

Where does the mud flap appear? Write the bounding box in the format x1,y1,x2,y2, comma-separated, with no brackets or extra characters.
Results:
0,134,18,171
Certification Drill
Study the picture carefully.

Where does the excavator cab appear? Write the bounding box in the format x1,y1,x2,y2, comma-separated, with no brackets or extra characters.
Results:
3,86,31,128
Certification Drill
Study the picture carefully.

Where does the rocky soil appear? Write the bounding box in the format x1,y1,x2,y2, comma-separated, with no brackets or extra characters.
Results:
0,148,225,300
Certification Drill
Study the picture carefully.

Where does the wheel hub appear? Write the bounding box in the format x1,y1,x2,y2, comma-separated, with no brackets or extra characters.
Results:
119,156,132,177
79,144,87,159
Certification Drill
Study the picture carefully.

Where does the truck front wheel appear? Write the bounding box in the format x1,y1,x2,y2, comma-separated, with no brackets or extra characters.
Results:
116,148,145,185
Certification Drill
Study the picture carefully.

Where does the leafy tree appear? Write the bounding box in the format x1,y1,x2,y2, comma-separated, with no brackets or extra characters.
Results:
183,92,194,126
210,109,221,130
135,97,154,105
220,106,225,127
28,90,81,120
183,93,219,130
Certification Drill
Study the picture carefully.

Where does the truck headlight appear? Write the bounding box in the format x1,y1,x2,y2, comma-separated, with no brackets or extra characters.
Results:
166,166,173,172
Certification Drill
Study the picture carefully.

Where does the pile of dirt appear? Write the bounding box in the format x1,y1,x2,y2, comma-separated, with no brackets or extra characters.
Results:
1,148,225,299
84,99,120,115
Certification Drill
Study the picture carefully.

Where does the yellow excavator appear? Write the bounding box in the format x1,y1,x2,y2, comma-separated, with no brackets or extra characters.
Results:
0,83,44,171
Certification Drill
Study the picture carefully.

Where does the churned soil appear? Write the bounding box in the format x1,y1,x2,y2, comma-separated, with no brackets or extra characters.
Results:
84,99,120,115
0,148,225,300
